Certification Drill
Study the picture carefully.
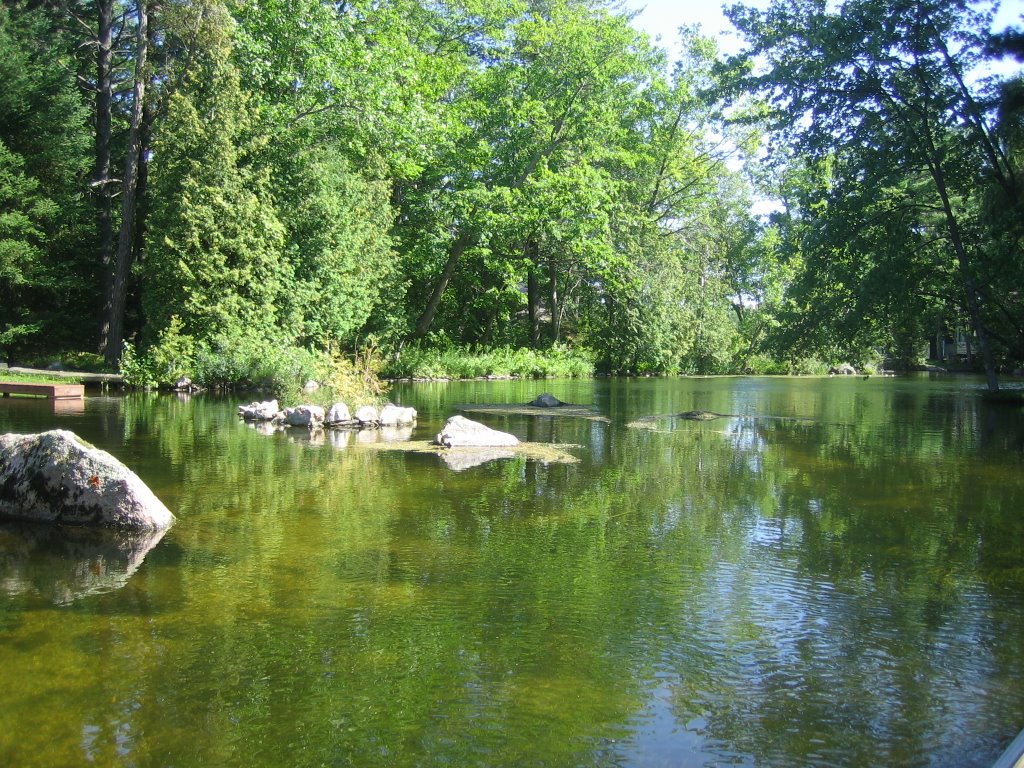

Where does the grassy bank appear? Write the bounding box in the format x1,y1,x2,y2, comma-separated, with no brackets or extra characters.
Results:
0,369,84,385
384,344,594,380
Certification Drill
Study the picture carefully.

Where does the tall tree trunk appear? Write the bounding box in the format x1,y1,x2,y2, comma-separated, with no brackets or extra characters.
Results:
410,230,476,340
94,0,114,352
548,256,560,342
132,100,154,266
528,269,541,345
105,0,148,366
526,239,541,346
132,16,159,267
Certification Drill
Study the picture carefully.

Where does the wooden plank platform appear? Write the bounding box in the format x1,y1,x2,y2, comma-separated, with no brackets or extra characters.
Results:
0,381,85,399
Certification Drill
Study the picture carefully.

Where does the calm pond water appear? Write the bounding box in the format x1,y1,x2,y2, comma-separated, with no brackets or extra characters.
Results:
1,375,1023,767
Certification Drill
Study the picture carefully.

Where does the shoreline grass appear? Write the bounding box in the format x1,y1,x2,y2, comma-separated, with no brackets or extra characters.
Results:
384,344,594,381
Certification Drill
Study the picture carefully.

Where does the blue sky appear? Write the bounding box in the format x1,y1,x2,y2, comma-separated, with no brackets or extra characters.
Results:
623,0,760,57
624,0,1024,60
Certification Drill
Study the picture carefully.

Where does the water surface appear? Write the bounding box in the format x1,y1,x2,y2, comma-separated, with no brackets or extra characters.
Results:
1,375,1022,767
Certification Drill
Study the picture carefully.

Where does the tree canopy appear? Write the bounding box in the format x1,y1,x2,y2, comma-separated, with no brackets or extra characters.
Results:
1,0,1020,383
727,0,1023,387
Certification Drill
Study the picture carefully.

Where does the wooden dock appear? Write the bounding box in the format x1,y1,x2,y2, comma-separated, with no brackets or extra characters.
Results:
0,381,85,399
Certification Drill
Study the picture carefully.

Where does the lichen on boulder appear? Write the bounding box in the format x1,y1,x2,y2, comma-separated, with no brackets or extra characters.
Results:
0,430,174,531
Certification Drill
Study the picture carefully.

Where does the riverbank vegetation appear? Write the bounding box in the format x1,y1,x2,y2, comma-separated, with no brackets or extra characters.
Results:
1,0,1020,390
383,344,594,381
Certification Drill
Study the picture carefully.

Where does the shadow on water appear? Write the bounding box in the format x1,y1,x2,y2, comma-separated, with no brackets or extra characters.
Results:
0,520,168,606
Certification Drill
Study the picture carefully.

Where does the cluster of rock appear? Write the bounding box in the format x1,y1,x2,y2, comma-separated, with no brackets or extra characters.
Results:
430,394,572,447
238,399,417,430
238,399,525,449
829,364,896,377
829,364,857,376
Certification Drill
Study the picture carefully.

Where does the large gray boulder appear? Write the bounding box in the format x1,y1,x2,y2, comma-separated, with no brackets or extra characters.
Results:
379,404,417,426
434,415,519,448
0,430,174,531
238,399,280,421
354,405,380,425
326,402,352,425
283,405,325,428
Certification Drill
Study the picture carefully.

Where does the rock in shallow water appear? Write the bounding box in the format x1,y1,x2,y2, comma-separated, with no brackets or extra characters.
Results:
678,410,723,420
238,399,280,421
326,402,352,425
0,430,174,531
283,404,325,428
527,393,566,408
354,405,380,425
379,404,417,426
434,415,519,448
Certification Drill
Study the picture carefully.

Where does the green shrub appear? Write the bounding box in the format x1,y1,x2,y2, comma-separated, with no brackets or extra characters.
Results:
743,354,790,375
121,322,389,406
787,357,830,376
118,343,157,389
120,317,197,389
59,351,110,372
385,343,594,380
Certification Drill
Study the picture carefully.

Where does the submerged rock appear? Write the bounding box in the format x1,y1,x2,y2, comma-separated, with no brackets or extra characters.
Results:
438,448,518,471
528,393,566,408
363,438,579,468
678,410,724,421
434,415,519,448
0,430,174,531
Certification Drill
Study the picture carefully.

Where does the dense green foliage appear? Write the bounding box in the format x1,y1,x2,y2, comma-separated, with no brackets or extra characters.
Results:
383,343,594,380
1,0,1020,385
0,4,92,362
727,0,1024,386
